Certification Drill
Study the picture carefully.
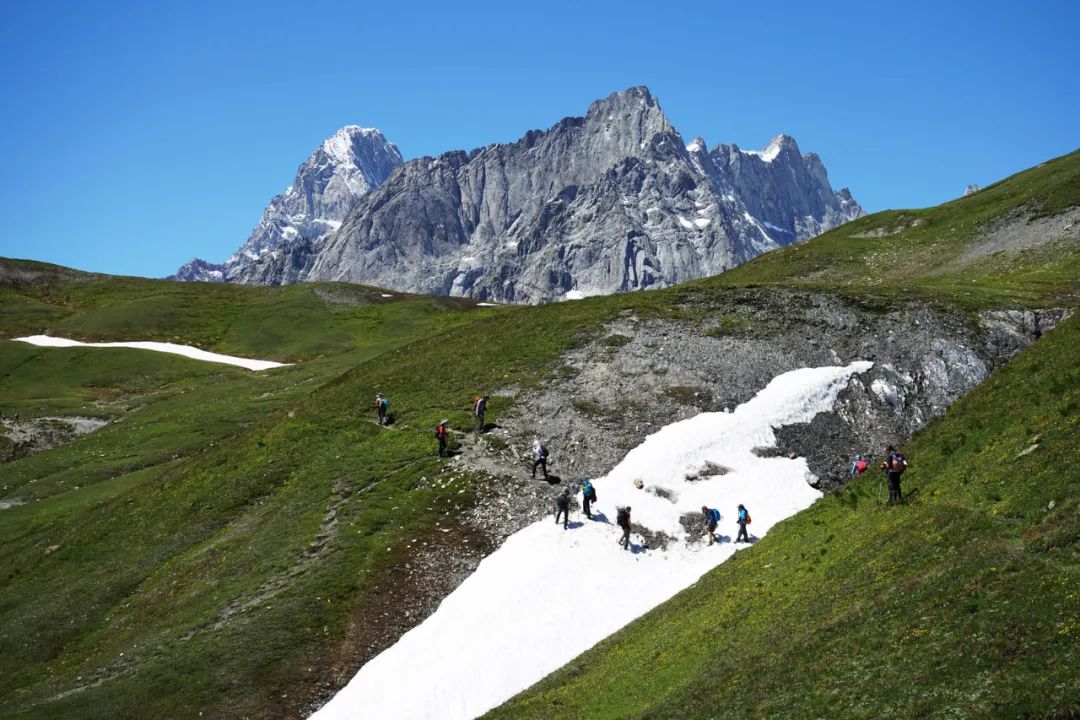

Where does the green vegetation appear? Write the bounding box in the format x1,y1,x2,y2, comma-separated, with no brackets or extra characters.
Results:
0,147,1077,718
705,148,1080,310
487,313,1080,719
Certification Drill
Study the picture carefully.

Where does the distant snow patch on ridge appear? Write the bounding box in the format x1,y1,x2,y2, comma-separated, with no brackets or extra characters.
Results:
13,336,289,372
309,361,872,720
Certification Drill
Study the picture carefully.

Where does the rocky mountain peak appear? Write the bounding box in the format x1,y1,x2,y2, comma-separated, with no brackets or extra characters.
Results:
172,125,402,283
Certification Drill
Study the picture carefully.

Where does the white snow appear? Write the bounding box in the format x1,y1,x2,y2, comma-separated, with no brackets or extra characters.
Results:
677,215,695,230
564,290,586,300
13,336,289,372
476,302,498,307
380,293,394,298
685,138,704,153
694,217,711,229
743,211,776,244
310,362,872,720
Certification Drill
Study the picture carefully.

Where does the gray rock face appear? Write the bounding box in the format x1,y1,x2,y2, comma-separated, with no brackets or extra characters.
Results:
300,87,862,302
171,126,401,283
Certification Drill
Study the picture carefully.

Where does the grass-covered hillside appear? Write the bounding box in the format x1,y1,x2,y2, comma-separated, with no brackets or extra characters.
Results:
487,312,1079,720
708,147,1080,309
0,148,1077,719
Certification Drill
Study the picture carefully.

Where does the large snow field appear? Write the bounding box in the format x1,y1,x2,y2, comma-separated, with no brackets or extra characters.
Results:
311,361,873,720
13,335,289,371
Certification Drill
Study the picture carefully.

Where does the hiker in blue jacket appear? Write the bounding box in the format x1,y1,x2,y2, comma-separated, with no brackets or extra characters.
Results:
701,505,720,545
735,504,750,543
580,478,596,519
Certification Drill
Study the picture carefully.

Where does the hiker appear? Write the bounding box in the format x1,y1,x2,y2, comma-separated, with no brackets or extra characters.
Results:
735,504,750,543
473,395,488,432
616,505,632,550
702,505,721,545
374,393,389,426
580,478,597,519
531,438,550,480
435,419,449,457
881,445,908,503
554,487,572,529
850,454,869,477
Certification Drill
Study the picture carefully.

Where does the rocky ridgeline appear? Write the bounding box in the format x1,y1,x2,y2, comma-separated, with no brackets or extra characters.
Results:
172,126,402,283
175,87,862,301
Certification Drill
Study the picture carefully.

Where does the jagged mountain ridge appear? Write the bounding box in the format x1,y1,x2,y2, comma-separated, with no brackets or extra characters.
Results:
172,126,402,282
305,87,860,301
181,87,862,301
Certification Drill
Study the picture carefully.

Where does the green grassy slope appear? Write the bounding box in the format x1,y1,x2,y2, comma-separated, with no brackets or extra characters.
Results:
706,147,1080,309
0,276,631,718
0,257,493,361
487,313,1079,720
1,148,1077,719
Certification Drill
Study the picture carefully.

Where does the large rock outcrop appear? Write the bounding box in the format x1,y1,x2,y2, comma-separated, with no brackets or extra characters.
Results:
171,126,401,282
300,87,861,302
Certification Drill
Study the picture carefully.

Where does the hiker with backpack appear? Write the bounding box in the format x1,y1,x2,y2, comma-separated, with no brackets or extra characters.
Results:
735,504,751,543
473,395,488,432
579,478,597,519
374,393,390,426
616,506,632,550
850,454,869,477
531,438,550,480
435,419,449,457
881,445,908,503
701,505,721,545
554,487,572,529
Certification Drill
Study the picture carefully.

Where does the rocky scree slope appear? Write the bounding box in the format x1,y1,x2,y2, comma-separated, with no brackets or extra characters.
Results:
456,291,1067,544
172,126,402,283
247,86,861,301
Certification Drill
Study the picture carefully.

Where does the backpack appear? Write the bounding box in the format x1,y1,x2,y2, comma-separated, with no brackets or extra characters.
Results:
587,486,597,503
474,397,484,414
616,507,629,528
890,452,907,473
708,508,720,524
746,513,752,525
381,398,390,411
435,425,445,439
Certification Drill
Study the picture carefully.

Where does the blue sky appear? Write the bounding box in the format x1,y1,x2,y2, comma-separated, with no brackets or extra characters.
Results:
1,0,1077,277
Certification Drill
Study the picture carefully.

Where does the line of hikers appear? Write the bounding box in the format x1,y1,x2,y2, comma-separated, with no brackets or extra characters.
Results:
373,391,909,549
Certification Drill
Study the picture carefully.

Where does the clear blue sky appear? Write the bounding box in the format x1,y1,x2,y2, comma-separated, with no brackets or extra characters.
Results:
1,0,1076,277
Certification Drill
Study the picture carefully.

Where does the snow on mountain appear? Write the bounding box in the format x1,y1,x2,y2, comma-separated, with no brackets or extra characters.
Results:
310,361,873,720
14,335,288,371
170,126,401,283
293,87,863,302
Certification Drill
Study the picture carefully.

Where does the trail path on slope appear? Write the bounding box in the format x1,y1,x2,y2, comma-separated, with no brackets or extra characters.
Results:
13,336,290,371
311,362,872,720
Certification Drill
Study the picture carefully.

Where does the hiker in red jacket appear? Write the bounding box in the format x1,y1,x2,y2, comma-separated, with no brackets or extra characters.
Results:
435,420,449,457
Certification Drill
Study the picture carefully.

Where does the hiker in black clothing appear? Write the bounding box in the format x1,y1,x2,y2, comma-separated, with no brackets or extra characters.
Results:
435,420,449,457
473,395,488,432
531,438,549,480
374,393,388,426
617,506,632,549
735,504,750,543
554,487,572,529
701,505,720,546
881,445,908,503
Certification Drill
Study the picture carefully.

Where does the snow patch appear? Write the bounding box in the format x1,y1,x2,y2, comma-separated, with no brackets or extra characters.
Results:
677,216,695,230
694,217,711,229
310,362,872,720
14,336,289,372
564,290,586,300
